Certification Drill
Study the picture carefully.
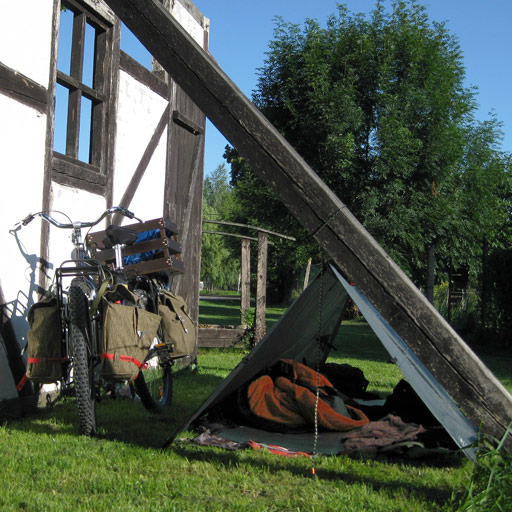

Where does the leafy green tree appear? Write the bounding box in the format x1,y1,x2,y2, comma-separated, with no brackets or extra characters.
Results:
226,146,320,303
227,0,511,299
203,163,233,217
200,165,239,292
451,118,512,265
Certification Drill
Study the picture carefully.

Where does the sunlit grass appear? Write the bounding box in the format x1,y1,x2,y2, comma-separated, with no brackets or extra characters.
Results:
1,299,510,511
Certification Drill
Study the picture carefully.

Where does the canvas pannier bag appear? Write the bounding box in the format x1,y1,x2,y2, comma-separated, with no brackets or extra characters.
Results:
100,286,161,382
26,297,65,383
158,290,195,356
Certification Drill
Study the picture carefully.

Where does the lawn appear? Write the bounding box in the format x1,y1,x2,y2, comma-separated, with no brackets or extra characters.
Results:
1,298,510,511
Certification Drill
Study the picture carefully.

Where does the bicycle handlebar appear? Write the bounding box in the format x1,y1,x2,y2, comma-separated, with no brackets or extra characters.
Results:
19,206,138,229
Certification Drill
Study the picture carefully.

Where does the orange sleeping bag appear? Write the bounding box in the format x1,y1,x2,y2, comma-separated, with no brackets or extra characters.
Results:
247,359,369,431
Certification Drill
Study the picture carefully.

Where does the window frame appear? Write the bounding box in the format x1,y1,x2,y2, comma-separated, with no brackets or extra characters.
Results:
52,0,115,187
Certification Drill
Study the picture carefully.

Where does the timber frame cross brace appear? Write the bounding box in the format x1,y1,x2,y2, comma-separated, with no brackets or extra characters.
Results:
203,219,296,342
103,0,512,449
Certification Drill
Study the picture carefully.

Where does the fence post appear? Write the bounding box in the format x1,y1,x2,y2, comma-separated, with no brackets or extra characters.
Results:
240,238,251,325
254,232,268,343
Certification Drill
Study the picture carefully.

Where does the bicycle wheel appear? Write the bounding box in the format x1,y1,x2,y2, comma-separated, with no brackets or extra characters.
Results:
133,350,173,411
68,278,97,435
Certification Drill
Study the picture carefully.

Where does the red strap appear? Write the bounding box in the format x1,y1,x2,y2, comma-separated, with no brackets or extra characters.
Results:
101,353,143,369
19,357,67,391
119,355,144,368
27,357,67,364
16,374,28,392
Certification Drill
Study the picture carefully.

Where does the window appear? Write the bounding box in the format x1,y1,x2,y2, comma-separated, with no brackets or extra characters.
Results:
53,0,112,170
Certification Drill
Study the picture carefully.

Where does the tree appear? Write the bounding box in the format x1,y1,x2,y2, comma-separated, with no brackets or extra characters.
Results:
227,0,510,298
200,165,239,292
226,146,320,303
203,163,233,216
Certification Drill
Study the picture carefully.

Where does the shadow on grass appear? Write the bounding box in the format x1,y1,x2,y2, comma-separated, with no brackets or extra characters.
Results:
199,299,242,326
5,369,225,449
199,299,287,329
167,442,459,506
265,309,286,323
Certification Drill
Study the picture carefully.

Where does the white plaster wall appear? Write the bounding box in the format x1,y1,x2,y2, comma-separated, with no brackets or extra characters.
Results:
48,182,107,280
127,129,168,222
0,95,47,348
0,0,54,87
171,1,207,47
113,70,168,224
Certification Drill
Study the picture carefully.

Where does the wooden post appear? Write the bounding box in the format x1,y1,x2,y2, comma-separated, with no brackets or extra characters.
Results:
254,232,268,343
303,258,312,291
103,0,512,449
240,238,251,326
426,245,435,304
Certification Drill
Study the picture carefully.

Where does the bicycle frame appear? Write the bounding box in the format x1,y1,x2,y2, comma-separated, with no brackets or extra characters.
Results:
14,206,176,433
15,207,139,428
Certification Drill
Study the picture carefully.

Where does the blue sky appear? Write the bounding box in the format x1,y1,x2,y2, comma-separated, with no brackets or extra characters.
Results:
63,1,511,175
190,0,512,175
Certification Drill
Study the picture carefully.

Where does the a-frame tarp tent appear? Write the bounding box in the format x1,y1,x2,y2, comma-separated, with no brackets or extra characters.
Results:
167,264,478,459
103,0,512,450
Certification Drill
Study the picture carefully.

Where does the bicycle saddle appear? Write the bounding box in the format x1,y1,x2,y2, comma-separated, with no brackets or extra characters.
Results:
103,225,138,248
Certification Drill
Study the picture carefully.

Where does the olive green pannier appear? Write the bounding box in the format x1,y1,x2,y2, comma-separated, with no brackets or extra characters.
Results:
99,285,161,383
158,290,195,357
26,298,65,383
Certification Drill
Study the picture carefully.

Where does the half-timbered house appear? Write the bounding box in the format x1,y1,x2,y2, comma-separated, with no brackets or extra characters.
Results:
0,0,206,413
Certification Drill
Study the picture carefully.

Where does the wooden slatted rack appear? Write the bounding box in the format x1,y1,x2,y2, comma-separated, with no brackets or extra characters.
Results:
87,217,184,275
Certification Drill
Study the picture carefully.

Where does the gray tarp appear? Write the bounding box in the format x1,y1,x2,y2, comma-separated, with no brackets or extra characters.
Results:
169,264,477,458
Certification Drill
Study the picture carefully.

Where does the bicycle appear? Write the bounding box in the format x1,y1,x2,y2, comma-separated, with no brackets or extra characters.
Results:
13,206,179,435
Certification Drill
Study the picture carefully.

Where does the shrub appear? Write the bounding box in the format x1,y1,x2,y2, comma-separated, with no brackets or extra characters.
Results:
484,248,512,346
448,426,512,511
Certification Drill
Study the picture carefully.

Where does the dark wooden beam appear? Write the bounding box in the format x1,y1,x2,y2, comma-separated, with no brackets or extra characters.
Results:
52,154,106,195
198,326,245,348
172,110,203,135
102,0,512,448
119,51,168,98
111,104,170,225
0,63,47,114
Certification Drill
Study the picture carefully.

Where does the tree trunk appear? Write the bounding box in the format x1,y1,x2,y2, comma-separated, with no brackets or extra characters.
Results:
240,238,251,326
480,237,488,328
426,244,435,304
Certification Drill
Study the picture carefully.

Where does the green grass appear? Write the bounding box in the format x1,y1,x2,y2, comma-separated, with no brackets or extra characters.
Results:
1,299,510,511
199,297,243,326
0,360,472,512
447,427,512,511
198,296,286,331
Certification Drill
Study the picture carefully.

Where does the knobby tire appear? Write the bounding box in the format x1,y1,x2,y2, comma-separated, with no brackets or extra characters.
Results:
69,278,97,435
131,284,174,412
133,357,173,411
